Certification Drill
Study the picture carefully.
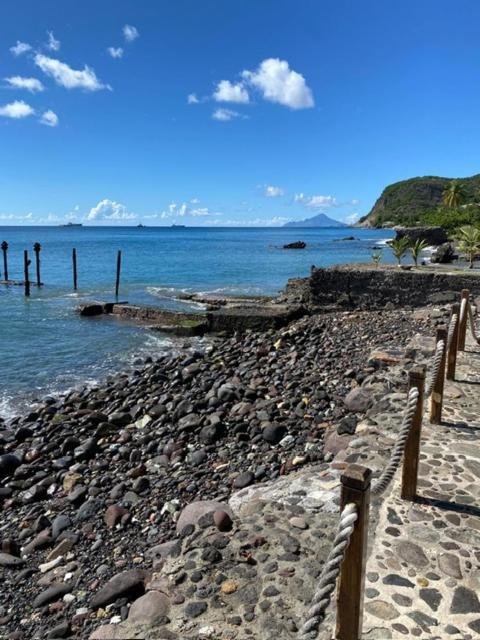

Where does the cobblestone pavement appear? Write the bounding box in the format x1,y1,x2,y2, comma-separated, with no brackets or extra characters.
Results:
362,330,480,640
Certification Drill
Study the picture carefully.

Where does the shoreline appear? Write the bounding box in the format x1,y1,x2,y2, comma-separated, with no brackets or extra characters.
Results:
0,300,435,638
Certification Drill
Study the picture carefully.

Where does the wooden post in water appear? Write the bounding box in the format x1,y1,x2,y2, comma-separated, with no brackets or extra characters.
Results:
401,365,426,501
1,241,8,281
458,289,470,351
72,248,77,291
115,250,121,298
33,242,41,287
336,464,371,640
430,326,447,425
446,303,460,380
24,250,31,297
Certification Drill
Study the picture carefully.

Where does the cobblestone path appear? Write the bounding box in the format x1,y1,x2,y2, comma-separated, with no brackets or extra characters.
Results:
362,330,480,639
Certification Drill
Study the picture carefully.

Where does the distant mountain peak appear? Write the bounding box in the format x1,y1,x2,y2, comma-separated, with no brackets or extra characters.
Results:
283,212,347,228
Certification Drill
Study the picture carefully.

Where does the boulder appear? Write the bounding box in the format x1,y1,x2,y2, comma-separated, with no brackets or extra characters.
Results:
176,500,233,534
90,569,147,609
283,241,306,249
128,591,170,625
395,226,447,246
344,388,373,412
79,303,104,317
430,242,457,264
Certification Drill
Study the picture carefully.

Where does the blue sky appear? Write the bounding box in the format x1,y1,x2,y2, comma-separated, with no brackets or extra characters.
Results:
1,0,480,226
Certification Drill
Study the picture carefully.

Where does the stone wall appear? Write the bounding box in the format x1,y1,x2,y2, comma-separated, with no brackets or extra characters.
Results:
284,264,480,310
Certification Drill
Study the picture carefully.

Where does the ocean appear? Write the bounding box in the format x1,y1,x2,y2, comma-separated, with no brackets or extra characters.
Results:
0,225,393,419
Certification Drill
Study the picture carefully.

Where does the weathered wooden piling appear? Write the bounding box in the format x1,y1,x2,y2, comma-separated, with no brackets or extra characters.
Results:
336,464,371,640
1,241,8,281
401,365,426,501
33,242,41,287
72,248,78,291
446,303,460,380
115,250,122,298
430,326,447,424
24,250,31,297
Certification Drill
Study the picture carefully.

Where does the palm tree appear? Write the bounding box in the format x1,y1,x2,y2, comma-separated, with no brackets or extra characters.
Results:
389,237,410,266
410,239,429,267
371,249,383,268
457,225,480,269
443,180,466,209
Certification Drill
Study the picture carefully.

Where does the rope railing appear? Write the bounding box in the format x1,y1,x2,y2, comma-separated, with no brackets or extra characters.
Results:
371,386,419,496
425,338,445,399
298,503,359,639
299,290,476,639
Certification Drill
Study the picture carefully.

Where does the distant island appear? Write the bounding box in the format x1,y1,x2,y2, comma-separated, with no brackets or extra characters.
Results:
283,213,347,228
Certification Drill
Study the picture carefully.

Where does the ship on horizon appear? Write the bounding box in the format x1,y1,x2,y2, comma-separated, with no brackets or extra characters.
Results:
61,222,83,228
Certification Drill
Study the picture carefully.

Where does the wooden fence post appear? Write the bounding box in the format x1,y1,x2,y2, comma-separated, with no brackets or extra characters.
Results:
458,289,470,351
430,326,447,425
401,365,426,501
446,303,460,380
72,248,77,291
33,242,41,287
115,250,122,298
24,250,31,297
1,241,8,281
336,464,371,640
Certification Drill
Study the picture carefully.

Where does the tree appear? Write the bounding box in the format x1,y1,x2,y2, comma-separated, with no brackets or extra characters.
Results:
389,237,410,266
410,238,429,267
457,225,480,269
443,180,466,209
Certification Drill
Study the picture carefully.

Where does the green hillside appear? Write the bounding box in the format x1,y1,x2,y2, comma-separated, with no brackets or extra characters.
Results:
358,174,480,228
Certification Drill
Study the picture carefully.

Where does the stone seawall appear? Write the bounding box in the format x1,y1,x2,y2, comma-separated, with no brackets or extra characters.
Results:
283,264,480,310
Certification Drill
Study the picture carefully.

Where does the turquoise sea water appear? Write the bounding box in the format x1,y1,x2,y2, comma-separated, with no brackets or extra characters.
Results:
0,226,393,417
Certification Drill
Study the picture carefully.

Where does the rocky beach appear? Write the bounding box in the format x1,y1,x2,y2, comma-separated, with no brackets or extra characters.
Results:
0,300,436,640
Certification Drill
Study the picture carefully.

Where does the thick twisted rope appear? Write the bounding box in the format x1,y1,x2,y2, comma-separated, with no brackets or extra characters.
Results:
447,313,458,352
298,502,358,639
371,387,420,496
467,302,480,344
425,339,445,399
460,297,467,328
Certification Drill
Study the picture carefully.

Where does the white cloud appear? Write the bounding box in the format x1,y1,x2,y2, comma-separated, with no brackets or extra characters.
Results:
264,185,284,197
123,25,139,42
34,54,110,91
187,93,199,104
242,58,314,109
294,193,337,209
350,198,360,206
345,212,359,225
212,108,243,121
5,76,44,93
10,41,31,56
190,197,200,204
40,110,59,127
47,31,60,51
0,100,35,119
107,47,123,59
87,199,136,221
213,80,249,104
160,202,221,218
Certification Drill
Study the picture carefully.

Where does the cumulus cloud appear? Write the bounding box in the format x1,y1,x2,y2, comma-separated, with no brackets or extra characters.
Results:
40,110,59,127
47,31,60,51
5,76,44,93
123,25,139,42
0,100,35,119
294,193,337,209
34,54,110,91
107,47,123,59
10,41,31,56
213,80,249,104
87,199,136,221
242,58,314,109
212,108,243,121
263,185,284,197
187,93,199,104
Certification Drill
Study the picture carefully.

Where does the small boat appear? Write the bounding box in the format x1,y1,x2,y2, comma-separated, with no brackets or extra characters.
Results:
171,224,186,228
137,223,146,228
61,222,83,227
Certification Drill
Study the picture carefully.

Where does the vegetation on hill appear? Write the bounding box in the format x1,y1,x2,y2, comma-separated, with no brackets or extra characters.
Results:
358,174,480,230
